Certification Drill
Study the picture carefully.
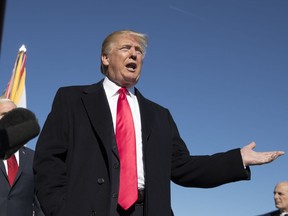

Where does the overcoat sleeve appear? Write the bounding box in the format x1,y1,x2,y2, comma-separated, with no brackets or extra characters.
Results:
168,111,250,188
33,87,71,215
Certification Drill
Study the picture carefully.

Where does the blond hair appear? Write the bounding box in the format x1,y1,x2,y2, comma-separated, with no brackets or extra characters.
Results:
100,30,148,74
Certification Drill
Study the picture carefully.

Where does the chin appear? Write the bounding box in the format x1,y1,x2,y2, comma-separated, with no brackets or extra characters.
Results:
124,78,139,86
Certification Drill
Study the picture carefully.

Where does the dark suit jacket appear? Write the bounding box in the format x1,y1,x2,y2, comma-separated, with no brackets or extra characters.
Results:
0,146,44,216
33,80,250,216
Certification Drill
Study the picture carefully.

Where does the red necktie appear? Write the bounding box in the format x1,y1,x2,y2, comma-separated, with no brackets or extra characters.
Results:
7,154,18,186
116,88,138,210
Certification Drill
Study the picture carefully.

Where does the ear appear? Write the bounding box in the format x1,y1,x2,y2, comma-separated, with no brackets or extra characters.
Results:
101,54,109,66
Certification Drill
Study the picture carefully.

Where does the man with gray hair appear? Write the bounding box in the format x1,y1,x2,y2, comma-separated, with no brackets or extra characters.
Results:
260,182,288,216
0,98,44,216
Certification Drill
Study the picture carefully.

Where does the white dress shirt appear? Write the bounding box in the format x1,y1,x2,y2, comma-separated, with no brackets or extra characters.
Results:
103,77,145,189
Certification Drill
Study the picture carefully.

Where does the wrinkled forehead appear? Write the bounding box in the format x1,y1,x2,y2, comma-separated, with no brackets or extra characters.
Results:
275,183,288,192
102,31,147,57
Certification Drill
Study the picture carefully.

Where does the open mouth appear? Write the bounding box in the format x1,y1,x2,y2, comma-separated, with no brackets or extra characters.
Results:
126,63,137,71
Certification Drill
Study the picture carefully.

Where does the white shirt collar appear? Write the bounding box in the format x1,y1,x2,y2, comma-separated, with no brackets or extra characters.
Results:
103,77,135,97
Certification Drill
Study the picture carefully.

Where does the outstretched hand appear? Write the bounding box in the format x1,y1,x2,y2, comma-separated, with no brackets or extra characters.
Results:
240,142,285,166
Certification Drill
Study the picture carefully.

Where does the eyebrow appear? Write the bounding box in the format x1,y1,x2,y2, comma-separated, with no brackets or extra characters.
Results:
120,44,144,53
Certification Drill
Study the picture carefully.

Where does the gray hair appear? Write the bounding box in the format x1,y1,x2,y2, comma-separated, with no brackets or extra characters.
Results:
0,98,16,106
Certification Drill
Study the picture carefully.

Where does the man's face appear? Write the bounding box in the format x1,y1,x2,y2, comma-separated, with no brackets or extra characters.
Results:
0,101,16,120
274,183,288,212
101,34,144,88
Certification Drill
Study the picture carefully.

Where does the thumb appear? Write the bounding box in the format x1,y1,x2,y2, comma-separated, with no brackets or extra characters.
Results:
248,141,256,150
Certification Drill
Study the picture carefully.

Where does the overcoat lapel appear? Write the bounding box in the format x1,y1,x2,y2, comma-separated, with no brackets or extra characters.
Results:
14,148,26,185
0,160,7,180
135,88,153,145
81,81,118,165
81,82,155,180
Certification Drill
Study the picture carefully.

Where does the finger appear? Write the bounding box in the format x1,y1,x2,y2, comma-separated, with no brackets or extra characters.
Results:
269,151,285,158
269,152,284,162
271,153,277,161
274,151,285,158
277,151,285,156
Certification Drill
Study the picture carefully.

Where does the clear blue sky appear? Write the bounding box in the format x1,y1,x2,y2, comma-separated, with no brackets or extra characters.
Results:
1,0,287,215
